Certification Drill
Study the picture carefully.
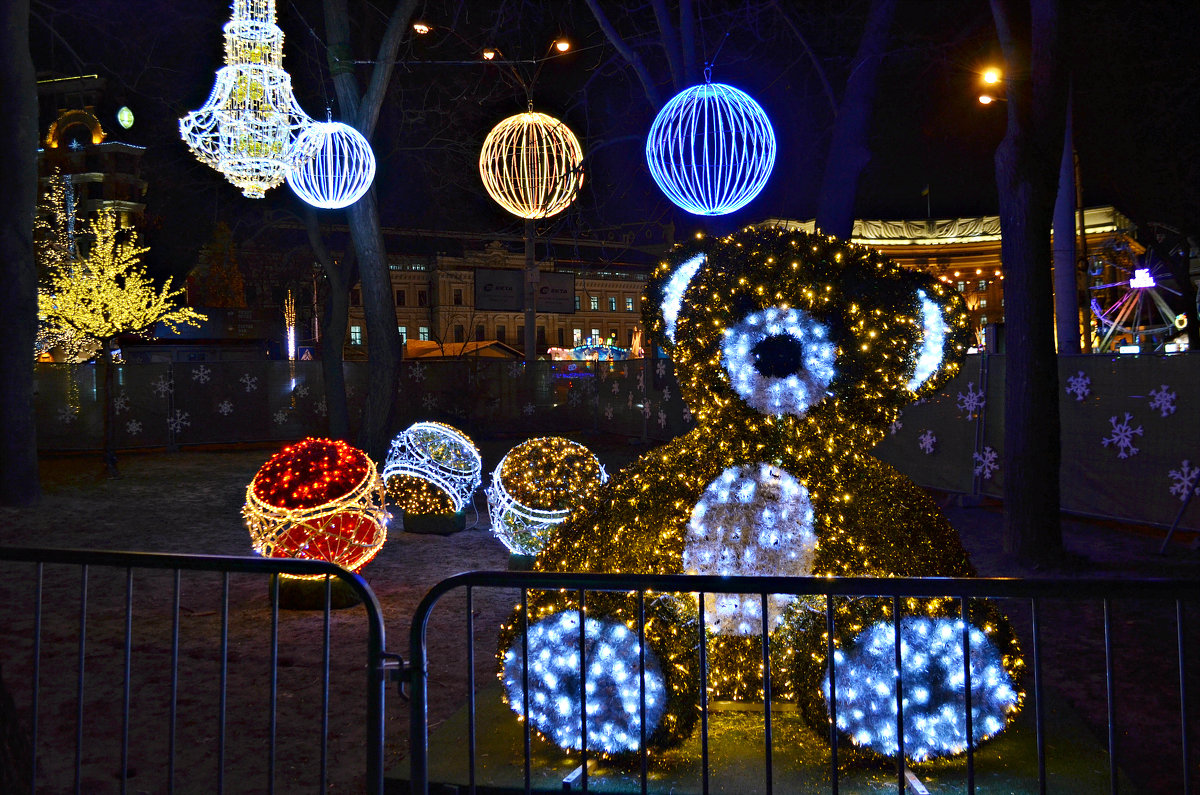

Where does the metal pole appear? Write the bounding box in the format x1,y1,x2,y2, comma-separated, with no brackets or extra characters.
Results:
524,218,537,365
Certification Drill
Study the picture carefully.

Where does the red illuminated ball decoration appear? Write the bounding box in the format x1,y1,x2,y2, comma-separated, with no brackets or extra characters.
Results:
243,438,389,576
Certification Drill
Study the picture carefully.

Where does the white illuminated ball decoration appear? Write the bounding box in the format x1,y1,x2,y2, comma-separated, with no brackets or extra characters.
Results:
646,81,776,216
683,463,817,635
287,121,376,209
824,616,1019,761
382,422,481,513
721,306,836,417
502,610,667,753
479,112,584,219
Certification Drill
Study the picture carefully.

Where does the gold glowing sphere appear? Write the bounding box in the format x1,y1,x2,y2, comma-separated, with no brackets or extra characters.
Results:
479,111,584,219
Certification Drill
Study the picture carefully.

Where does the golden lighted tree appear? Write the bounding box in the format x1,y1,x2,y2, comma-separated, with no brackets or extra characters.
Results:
34,170,97,361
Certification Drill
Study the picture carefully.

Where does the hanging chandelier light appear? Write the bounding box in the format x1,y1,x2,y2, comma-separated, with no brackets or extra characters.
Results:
180,0,313,198
287,120,376,209
479,110,584,219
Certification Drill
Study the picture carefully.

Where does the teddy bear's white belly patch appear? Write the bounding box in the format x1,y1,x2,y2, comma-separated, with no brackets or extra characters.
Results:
683,462,818,635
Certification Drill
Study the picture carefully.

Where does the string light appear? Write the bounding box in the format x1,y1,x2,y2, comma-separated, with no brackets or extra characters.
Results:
486,437,607,555
243,438,389,577
479,112,584,219
645,81,776,216
286,120,376,209
497,226,1025,759
180,0,313,198
382,422,481,515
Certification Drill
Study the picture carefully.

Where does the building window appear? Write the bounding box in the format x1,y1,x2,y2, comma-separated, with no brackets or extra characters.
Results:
572,328,582,346
418,326,430,341
398,326,407,343
496,325,506,343
609,297,617,312
537,326,546,346
349,325,363,345
978,298,988,309
575,295,581,311
454,324,465,343
476,324,485,341
591,328,600,341
517,326,524,346
977,280,987,292
350,289,361,307
418,290,428,307
395,289,405,307
453,288,463,306
589,296,599,311
980,315,988,327
628,328,635,346
557,328,565,346
626,296,634,312
956,281,966,293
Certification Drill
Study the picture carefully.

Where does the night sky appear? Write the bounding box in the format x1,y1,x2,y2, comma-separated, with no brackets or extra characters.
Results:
28,0,1200,278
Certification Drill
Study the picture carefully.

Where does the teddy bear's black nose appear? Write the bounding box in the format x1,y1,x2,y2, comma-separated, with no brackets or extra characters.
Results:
751,334,805,378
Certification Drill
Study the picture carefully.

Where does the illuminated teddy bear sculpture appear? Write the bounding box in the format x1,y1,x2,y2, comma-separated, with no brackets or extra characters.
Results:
498,226,1023,763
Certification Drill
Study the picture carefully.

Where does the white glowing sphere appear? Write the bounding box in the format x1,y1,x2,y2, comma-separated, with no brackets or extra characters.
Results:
382,422,482,513
684,463,817,635
287,121,376,209
479,112,584,219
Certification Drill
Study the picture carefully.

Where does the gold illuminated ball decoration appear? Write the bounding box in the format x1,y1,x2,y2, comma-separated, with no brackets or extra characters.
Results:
382,422,482,516
243,438,388,577
479,112,584,219
498,226,1025,763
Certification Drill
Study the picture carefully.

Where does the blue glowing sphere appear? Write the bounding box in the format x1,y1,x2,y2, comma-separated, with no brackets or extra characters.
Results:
645,82,776,216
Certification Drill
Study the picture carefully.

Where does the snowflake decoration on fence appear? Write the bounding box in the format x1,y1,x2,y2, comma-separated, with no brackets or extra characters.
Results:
152,375,175,397
1065,371,1091,402
240,373,259,393
957,382,985,418
656,360,666,378
522,402,536,417
295,384,310,398
919,429,937,455
682,405,693,424
508,362,523,379
408,362,426,382
125,420,142,436
662,386,671,403
114,392,130,414
166,410,190,434
637,372,646,392
1101,413,1144,459
1168,460,1200,501
889,417,903,436
604,404,613,421
272,409,288,425
1148,385,1177,418
191,365,211,384
627,392,634,410
972,446,999,479
658,409,667,428
611,381,620,395
642,402,653,419
314,397,327,417
422,393,438,411
57,406,77,424
568,389,581,408
217,400,234,416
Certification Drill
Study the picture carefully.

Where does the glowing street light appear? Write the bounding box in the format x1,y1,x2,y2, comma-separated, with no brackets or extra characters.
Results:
982,67,1002,84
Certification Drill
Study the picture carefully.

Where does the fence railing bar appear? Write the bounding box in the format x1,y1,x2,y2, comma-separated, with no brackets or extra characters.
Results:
30,562,42,795
638,588,648,795
698,591,709,795
1103,597,1117,795
321,575,332,792
218,571,229,795
826,594,839,795
1178,599,1192,795
74,564,87,795
168,569,180,794
761,591,773,795
467,586,476,795
121,567,133,795
960,596,974,795
268,574,280,795
578,586,588,792
1031,597,1046,795
521,587,530,795
893,596,905,794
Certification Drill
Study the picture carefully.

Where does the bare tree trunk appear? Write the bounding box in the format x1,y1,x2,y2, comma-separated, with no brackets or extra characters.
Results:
102,340,120,478
991,0,1068,566
304,208,354,439
814,0,897,240
0,0,40,507
1052,95,1080,354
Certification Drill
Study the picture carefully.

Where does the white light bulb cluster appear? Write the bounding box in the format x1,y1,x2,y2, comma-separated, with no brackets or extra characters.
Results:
382,422,481,513
823,616,1019,761
683,463,817,635
660,253,705,345
906,290,948,392
721,306,836,417
502,610,667,753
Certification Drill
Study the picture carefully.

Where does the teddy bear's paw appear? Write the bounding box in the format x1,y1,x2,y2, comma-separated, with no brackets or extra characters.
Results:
822,616,1020,761
501,610,668,753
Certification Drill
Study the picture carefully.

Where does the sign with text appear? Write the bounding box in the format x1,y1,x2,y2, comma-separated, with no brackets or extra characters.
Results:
474,269,576,313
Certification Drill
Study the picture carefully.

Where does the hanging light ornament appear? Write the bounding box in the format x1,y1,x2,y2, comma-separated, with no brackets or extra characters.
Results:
645,76,776,216
479,111,584,219
287,120,376,209
180,0,313,198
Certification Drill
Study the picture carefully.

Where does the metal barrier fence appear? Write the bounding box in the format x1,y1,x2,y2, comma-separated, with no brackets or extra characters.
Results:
0,547,394,795
406,571,1199,795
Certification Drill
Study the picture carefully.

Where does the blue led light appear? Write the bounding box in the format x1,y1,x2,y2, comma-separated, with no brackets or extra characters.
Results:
823,617,1019,761
721,306,836,417
645,82,776,216
907,290,948,392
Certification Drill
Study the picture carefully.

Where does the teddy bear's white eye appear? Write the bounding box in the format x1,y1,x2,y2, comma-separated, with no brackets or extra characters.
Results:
661,253,705,344
720,305,835,417
907,289,948,392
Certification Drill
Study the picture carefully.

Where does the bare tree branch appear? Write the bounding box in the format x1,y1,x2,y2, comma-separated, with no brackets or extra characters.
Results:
582,0,663,109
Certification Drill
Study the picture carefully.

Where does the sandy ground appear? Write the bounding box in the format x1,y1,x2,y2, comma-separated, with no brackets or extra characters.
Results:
0,443,1197,793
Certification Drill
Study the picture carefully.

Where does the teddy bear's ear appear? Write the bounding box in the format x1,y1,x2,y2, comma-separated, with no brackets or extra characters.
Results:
904,273,972,398
644,250,706,356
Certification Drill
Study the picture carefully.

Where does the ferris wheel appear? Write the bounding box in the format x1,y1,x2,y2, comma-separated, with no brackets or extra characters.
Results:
1089,253,1187,352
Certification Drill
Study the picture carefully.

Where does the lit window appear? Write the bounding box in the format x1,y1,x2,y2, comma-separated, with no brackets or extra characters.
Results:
979,298,988,309
398,325,407,342
591,328,600,340
349,325,363,345
626,296,634,312
609,297,617,311
977,280,987,292
572,328,582,345
418,326,430,341
980,315,988,327
590,296,599,311
575,295,581,311
956,281,966,292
